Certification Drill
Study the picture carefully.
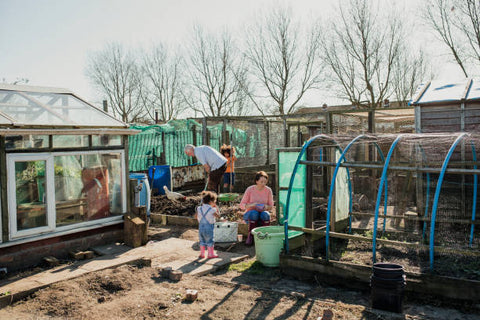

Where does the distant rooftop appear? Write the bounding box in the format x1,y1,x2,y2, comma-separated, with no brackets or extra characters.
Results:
409,79,480,105
0,84,127,128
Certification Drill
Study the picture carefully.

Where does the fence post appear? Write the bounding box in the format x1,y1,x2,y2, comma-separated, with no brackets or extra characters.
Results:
265,120,270,165
222,119,228,145
202,118,207,145
160,131,166,165
283,117,289,147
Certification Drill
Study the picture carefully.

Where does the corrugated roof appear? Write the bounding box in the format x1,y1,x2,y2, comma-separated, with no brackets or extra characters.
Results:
409,79,480,105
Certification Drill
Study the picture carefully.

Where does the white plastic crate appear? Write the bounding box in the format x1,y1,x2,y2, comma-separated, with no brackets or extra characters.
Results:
214,222,238,242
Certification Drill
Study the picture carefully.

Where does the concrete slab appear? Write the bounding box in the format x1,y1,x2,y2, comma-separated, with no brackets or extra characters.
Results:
91,243,133,256
0,237,249,309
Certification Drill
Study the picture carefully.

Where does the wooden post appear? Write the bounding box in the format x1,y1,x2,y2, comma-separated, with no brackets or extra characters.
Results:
160,131,166,165
265,121,270,165
202,118,207,145
0,137,8,242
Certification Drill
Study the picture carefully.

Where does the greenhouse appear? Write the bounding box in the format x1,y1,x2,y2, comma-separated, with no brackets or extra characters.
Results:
0,84,137,271
279,132,480,300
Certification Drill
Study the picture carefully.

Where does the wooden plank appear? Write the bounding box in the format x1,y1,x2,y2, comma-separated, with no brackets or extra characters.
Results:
421,110,461,120
350,211,480,225
422,126,462,133
422,115,460,127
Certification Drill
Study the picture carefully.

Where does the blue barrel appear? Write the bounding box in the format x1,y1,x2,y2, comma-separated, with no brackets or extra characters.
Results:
148,165,172,196
129,173,151,216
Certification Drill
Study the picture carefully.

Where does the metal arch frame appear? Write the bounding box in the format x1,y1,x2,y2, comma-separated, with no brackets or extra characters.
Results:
372,135,405,263
283,134,386,257
470,143,478,247
324,135,386,261
283,134,341,253
429,133,469,270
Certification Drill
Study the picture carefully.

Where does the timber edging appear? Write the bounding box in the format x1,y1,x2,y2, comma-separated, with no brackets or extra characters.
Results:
280,254,480,302
150,213,249,236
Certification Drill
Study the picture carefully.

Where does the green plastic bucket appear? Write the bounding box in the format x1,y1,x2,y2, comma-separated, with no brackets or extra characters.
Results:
251,226,302,267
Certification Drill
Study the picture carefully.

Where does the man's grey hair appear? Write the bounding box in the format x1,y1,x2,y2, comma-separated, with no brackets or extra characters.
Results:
184,144,195,153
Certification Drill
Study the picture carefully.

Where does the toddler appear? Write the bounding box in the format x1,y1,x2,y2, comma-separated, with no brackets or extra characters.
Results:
195,191,220,258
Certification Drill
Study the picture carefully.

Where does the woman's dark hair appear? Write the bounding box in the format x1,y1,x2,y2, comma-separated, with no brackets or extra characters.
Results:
201,190,217,204
254,171,268,183
220,144,235,157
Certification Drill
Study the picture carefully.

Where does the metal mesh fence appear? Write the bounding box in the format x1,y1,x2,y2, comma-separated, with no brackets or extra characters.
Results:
128,107,414,172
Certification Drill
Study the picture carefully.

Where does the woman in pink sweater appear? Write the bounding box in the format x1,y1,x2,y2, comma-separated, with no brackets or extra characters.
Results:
240,171,274,245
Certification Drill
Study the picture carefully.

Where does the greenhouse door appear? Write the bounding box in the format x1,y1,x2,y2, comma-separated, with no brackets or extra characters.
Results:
277,149,306,228
7,154,55,239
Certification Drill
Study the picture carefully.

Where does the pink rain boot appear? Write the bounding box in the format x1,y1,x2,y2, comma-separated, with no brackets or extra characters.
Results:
245,220,258,246
261,220,270,226
198,245,206,258
207,246,218,259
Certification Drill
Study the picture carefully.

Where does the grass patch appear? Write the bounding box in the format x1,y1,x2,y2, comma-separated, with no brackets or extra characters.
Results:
228,260,265,274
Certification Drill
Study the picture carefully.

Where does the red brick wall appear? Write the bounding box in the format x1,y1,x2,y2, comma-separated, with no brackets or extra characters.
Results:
0,224,123,272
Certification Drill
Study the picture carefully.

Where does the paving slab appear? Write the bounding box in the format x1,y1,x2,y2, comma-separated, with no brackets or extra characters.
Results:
0,238,249,309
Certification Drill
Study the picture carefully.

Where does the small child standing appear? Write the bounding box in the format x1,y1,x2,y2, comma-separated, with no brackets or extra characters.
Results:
220,144,237,192
195,191,220,259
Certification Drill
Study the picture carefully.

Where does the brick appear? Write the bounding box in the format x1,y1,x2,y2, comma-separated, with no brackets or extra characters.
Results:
185,289,198,302
69,250,85,260
43,256,60,267
169,270,183,281
160,266,172,278
82,251,95,259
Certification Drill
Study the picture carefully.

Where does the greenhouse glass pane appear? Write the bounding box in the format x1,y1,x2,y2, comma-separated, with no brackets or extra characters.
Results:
15,160,47,230
0,89,126,127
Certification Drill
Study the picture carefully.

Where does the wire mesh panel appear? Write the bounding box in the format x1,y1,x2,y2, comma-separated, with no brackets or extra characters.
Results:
224,119,269,167
293,133,480,279
330,108,414,134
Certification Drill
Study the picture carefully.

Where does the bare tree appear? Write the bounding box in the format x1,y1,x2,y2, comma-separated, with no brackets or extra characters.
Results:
184,25,249,117
323,0,408,132
244,6,324,115
141,44,185,123
391,49,430,106
423,0,470,77
86,43,145,123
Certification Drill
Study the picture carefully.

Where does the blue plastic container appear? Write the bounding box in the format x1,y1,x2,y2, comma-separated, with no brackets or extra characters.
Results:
148,165,172,196
129,173,151,216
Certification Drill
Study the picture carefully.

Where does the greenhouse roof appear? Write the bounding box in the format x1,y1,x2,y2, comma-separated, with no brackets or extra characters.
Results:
0,84,128,128
409,79,480,105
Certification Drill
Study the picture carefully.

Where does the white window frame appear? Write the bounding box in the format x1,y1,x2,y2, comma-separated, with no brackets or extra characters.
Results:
7,150,126,240
7,153,55,239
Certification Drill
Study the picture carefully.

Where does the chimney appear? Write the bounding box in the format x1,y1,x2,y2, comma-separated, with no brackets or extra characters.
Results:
103,100,108,113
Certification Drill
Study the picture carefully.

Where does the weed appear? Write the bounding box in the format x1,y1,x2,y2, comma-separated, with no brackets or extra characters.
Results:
228,260,265,274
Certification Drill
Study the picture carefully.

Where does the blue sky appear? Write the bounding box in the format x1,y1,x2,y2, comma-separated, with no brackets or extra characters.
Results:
0,0,466,109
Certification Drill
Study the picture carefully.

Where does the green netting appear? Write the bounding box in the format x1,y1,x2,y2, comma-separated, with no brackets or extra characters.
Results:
128,119,250,171
128,127,163,172
278,150,306,227
128,120,202,171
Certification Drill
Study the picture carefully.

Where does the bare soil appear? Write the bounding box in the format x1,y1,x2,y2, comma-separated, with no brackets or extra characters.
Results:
0,224,479,319
0,194,479,319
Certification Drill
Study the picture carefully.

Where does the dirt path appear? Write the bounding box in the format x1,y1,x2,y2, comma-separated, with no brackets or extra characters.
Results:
0,225,478,320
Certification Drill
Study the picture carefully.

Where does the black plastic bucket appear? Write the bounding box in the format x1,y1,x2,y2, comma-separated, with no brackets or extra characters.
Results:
370,263,406,313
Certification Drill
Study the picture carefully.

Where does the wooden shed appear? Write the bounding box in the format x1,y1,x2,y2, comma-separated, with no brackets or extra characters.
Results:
0,84,137,271
410,79,480,132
